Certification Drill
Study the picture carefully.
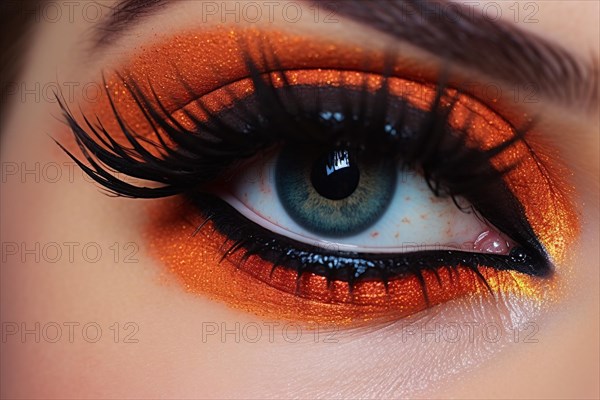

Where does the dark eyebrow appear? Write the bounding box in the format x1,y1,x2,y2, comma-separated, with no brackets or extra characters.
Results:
93,0,169,47
320,0,598,113
92,0,598,113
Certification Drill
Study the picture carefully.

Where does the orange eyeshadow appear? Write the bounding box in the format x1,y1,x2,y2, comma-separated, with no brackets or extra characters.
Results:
73,27,433,144
170,68,578,265
146,197,548,327
67,27,578,325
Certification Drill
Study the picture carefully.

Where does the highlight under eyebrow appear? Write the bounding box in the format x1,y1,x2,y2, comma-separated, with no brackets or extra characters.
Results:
91,0,598,114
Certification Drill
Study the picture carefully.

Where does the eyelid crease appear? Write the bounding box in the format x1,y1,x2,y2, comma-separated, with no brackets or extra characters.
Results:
70,26,572,150
74,26,580,157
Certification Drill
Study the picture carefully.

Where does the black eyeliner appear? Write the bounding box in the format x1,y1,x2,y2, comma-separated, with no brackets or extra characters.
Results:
56,46,552,294
191,194,550,287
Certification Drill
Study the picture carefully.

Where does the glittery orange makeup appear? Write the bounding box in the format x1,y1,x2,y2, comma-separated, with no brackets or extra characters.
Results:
60,27,578,326
78,28,431,142
145,196,550,327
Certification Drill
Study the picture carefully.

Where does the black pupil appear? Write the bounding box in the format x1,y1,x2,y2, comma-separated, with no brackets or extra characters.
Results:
310,149,360,200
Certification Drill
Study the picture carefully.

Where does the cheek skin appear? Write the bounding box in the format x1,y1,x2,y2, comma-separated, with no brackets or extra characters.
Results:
145,197,548,327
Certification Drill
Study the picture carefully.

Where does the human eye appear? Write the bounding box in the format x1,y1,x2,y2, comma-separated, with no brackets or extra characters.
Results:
4,0,599,398
57,26,576,326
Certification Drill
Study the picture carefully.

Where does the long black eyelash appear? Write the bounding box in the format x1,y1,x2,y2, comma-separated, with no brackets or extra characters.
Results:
55,45,552,296
56,46,525,202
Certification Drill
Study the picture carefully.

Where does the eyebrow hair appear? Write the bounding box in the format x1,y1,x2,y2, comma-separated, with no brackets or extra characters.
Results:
320,0,598,112
92,0,598,113
93,0,168,47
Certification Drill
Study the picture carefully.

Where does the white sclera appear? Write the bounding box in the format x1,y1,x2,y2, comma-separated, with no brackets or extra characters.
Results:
222,154,514,254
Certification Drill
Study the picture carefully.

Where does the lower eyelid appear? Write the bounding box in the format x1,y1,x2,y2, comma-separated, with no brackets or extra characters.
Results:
144,196,549,327
60,29,578,325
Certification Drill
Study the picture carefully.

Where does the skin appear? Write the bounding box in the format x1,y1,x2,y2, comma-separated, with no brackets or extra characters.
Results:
1,1,598,398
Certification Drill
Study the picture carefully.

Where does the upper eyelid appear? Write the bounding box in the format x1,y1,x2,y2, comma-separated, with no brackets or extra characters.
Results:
68,26,569,162
86,0,598,116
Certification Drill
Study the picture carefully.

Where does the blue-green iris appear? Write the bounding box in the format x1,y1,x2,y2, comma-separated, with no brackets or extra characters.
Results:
275,146,396,237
